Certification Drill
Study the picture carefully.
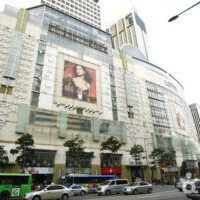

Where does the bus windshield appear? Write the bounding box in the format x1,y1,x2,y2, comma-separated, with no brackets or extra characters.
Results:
0,173,32,199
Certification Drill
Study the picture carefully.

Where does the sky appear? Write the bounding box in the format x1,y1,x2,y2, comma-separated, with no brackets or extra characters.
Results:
0,0,199,105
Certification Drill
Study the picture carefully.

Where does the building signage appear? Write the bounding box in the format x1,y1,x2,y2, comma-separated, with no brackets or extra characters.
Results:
48,23,108,54
66,168,91,174
101,168,121,174
165,80,177,92
24,167,54,174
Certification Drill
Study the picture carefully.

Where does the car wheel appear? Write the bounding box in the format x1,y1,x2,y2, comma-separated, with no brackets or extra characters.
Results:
179,188,182,192
80,191,85,196
133,189,138,195
62,193,69,200
32,196,41,200
0,191,10,200
105,190,111,195
148,188,152,193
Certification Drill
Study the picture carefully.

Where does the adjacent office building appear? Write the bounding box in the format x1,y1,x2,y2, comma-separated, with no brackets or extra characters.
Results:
190,103,200,141
40,0,101,28
106,7,150,61
0,4,199,184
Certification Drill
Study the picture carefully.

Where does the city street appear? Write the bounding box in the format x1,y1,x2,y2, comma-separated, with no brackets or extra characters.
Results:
70,185,189,200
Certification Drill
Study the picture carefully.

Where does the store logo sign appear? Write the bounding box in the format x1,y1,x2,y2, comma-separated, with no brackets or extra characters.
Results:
12,188,20,196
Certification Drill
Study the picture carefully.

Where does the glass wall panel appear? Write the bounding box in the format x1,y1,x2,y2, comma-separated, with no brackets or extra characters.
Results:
29,110,57,127
67,115,91,131
100,120,119,134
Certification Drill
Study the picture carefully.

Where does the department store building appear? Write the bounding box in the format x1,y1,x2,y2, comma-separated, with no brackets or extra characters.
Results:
0,4,199,184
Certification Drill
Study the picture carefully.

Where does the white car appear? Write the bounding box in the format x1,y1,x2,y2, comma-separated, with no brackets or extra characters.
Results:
123,182,153,195
68,185,88,196
24,184,73,200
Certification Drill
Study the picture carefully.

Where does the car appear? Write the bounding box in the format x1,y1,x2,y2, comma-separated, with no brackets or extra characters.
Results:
175,178,199,192
123,181,153,195
97,179,129,195
175,177,189,191
183,179,200,199
68,185,88,196
24,184,73,200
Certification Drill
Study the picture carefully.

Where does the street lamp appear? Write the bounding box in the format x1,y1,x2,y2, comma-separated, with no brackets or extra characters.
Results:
168,1,200,22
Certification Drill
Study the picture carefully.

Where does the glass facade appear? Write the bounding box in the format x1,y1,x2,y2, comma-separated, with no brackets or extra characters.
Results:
146,81,170,135
28,5,113,107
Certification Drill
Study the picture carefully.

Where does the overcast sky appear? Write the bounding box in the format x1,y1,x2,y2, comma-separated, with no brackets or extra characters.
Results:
0,0,199,105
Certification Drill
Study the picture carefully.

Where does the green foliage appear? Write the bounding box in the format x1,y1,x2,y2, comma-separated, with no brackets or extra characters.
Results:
64,135,94,166
0,145,9,172
149,149,161,168
100,136,122,154
130,144,145,165
160,152,175,167
149,149,175,168
10,133,34,170
64,135,85,153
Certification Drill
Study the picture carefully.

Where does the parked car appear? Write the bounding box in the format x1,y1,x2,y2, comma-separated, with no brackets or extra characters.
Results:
24,184,73,200
175,177,189,191
97,179,129,195
183,179,200,199
175,178,200,192
68,184,88,196
123,181,153,195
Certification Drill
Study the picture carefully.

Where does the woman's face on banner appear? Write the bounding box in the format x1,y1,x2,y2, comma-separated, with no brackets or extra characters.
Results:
76,65,85,76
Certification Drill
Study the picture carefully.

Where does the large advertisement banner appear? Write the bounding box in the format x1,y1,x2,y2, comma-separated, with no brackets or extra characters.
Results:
170,101,186,132
62,61,97,103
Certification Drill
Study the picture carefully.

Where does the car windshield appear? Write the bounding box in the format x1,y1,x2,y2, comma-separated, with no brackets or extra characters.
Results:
130,182,139,186
38,186,47,191
102,180,111,185
179,178,186,182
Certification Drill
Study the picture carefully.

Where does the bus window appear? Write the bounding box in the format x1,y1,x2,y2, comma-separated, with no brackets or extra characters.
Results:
66,177,73,186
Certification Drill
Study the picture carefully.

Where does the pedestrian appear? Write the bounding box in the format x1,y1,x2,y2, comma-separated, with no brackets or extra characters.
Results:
40,183,45,189
34,184,38,190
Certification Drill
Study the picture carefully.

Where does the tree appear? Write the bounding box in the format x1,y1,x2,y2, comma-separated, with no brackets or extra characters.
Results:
100,136,122,174
130,144,145,165
63,135,94,170
100,136,122,154
149,149,161,168
160,152,175,168
10,133,35,172
64,135,85,153
0,145,9,172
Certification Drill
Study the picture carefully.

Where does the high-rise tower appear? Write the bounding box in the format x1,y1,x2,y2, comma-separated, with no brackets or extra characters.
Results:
106,6,150,61
40,0,101,28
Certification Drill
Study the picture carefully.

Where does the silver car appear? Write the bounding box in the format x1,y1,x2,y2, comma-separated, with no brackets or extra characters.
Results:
97,179,129,195
68,185,88,196
123,181,153,195
24,184,73,200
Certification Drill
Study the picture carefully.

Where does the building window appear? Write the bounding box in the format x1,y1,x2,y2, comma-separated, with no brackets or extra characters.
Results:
76,107,83,115
31,92,39,107
0,85,13,95
113,109,118,121
128,106,134,119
